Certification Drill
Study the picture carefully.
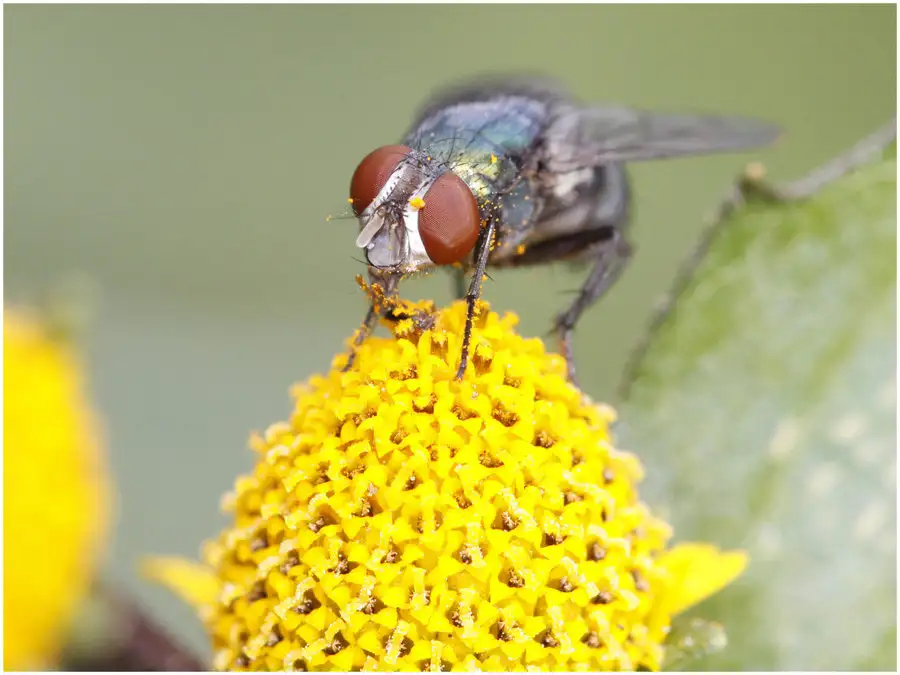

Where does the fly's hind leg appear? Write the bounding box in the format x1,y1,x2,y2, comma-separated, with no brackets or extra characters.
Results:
553,230,633,386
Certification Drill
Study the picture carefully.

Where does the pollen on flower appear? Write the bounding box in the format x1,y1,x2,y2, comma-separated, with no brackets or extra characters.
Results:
149,299,746,672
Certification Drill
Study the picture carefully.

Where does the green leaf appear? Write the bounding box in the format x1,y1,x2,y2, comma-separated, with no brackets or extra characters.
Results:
617,125,897,670
661,618,728,670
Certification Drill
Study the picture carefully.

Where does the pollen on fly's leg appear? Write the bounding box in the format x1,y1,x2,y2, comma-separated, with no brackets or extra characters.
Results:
342,306,377,374
455,218,499,381
384,302,438,335
342,274,397,373
342,273,438,373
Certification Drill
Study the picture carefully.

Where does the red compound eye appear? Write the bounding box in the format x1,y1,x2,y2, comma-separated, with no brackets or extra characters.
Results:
349,145,411,216
418,172,481,265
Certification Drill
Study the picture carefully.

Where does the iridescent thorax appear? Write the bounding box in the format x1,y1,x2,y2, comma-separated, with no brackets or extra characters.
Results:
403,97,549,204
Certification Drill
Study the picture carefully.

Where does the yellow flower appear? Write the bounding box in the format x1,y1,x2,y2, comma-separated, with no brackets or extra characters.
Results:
3,308,112,670
147,300,745,671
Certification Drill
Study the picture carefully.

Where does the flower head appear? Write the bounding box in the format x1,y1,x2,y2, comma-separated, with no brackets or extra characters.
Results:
148,299,745,671
4,308,111,669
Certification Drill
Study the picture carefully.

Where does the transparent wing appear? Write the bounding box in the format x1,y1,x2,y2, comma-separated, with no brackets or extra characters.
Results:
544,105,780,172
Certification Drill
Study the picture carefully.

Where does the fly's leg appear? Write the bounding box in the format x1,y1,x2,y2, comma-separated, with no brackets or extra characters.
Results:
456,219,498,380
343,273,400,373
343,303,379,372
553,231,633,386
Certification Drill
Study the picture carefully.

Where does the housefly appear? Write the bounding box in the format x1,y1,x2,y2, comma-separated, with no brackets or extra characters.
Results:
345,75,779,383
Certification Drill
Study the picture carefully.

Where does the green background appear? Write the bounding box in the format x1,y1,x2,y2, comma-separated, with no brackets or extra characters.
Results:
5,5,895,657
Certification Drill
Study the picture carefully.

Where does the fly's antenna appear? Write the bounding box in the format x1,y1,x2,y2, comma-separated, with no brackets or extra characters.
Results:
326,210,358,224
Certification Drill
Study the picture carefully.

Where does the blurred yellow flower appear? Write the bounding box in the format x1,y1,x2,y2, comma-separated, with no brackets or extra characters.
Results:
4,308,112,670
147,300,745,671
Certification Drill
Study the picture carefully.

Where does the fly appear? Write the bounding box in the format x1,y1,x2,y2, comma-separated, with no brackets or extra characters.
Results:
344,75,780,384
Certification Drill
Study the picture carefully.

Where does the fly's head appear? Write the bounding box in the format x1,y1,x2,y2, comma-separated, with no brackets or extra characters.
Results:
350,145,482,287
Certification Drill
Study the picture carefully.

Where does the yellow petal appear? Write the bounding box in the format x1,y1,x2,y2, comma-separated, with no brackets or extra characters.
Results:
140,556,220,608
657,543,748,615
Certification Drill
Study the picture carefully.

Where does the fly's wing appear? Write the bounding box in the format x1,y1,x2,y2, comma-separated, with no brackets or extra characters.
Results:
543,105,780,172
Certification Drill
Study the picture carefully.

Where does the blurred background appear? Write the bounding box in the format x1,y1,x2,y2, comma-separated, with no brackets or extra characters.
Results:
5,4,895,657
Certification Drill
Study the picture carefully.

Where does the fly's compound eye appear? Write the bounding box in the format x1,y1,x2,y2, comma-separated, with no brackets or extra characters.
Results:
349,145,411,216
418,172,481,265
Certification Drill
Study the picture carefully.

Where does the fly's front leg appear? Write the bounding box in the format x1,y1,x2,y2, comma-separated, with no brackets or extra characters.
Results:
344,272,400,373
456,219,498,380
343,304,379,372
553,230,633,386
